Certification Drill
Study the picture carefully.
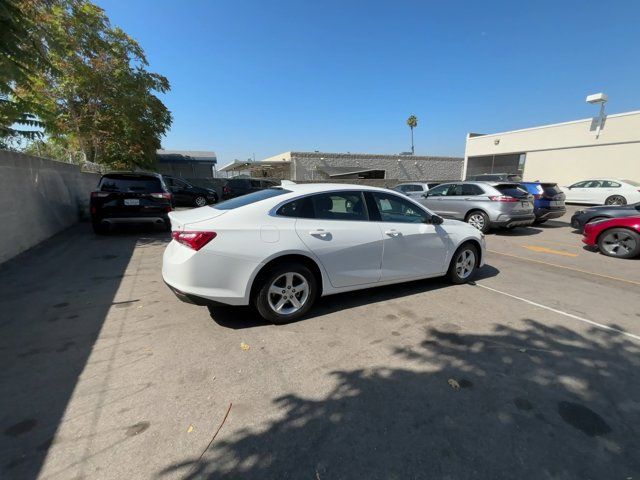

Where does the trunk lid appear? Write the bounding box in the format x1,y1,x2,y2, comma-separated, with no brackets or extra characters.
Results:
168,207,227,231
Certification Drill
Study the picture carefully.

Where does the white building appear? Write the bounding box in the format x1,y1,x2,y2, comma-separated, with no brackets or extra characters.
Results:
464,110,640,185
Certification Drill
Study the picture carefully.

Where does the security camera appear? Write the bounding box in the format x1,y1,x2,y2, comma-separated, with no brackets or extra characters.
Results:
586,93,608,104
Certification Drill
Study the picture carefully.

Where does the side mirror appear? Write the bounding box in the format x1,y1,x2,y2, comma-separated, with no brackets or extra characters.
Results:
429,215,444,225
422,193,430,198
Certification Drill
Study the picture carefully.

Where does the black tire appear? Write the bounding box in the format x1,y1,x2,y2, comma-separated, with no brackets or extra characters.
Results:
465,210,490,233
447,243,479,284
254,263,317,324
92,219,108,235
605,195,627,206
194,195,207,207
597,228,640,259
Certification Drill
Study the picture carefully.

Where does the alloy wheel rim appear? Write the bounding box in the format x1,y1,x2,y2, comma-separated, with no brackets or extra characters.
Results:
195,196,207,207
606,196,625,206
455,250,476,279
602,232,636,256
468,214,485,230
267,272,310,315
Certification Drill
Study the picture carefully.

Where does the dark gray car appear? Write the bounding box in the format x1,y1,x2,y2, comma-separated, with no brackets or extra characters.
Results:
419,181,535,232
570,202,640,232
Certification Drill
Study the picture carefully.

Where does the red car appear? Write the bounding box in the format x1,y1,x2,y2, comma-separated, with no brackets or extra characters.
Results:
582,216,640,259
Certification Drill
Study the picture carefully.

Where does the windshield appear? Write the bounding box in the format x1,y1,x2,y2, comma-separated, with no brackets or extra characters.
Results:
213,188,290,210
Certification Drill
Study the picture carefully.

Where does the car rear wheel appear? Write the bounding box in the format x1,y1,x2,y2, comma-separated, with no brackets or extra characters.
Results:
605,195,627,206
447,243,479,284
465,211,490,233
597,228,640,259
254,263,317,324
194,195,207,207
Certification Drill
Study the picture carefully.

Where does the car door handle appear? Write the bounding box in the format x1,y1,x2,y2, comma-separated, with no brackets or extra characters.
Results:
385,229,401,237
464,197,473,201
309,229,331,238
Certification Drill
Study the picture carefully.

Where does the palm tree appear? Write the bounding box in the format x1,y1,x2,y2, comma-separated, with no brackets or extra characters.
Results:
406,115,418,154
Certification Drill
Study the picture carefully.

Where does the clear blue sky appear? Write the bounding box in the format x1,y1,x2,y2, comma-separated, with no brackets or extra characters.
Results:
96,0,640,165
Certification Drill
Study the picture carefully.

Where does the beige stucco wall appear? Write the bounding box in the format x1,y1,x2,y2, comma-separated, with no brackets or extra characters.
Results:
465,110,640,184
524,143,640,185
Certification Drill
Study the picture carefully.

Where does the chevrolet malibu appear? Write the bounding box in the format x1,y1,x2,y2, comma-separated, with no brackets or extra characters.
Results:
163,184,486,323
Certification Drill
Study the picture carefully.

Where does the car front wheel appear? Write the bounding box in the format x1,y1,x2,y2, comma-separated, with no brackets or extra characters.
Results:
447,243,479,284
254,263,317,324
194,195,207,207
597,228,640,259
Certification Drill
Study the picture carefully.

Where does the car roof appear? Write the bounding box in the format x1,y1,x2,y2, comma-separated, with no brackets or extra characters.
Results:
102,171,161,178
282,183,392,194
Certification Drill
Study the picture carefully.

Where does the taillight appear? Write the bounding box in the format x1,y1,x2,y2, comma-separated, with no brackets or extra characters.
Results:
91,191,109,198
151,192,172,200
489,195,519,202
171,231,217,251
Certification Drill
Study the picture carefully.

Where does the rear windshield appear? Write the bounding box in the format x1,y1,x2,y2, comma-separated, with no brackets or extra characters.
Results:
99,175,162,192
213,188,290,210
540,183,562,195
494,184,529,198
623,179,640,187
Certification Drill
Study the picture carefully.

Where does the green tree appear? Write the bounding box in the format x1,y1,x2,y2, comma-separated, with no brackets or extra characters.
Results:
0,0,53,147
406,115,418,154
15,0,172,169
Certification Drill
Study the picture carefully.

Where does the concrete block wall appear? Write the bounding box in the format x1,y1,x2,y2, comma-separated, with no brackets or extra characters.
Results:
0,150,101,264
291,152,463,182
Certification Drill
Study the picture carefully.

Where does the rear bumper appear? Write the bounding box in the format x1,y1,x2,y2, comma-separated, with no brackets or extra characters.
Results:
535,207,566,220
491,213,536,228
93,215,169,226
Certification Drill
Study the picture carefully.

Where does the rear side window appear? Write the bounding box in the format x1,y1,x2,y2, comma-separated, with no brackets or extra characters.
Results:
461,184,484,195
494,184,528,198
601,181,621,188
277,197,314,218
99,176,162,192
214,188,290,210
311,192,368,221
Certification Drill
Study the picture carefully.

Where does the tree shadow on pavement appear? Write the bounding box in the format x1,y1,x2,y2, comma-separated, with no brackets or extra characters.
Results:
0,224,169,479
158,317,640,479
209,265,501,329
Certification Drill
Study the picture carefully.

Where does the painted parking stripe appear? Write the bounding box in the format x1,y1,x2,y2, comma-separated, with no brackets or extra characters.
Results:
487,249,640,287
522,245,578,257
472,282,640,342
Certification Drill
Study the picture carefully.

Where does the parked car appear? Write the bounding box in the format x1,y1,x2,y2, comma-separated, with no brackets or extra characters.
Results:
419,181,535,233
561,179,640,205
163,175,218,207
570,202,640,233
467,173,523,182
90,172,172,234
582,216,640,259
163,184,485,323
518,182,566,224
392,182,442,200
221,178,279,200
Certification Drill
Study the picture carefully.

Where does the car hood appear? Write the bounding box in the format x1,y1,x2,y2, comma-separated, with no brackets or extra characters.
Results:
168,207,227,230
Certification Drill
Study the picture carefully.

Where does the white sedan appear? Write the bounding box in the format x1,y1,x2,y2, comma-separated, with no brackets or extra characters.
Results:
162,183,486,323
561,179,640,206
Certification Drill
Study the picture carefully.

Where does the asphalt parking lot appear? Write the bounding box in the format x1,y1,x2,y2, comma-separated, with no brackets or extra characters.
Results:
1,205,639,480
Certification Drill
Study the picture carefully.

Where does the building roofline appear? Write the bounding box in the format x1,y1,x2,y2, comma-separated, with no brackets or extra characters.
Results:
467,109,640,139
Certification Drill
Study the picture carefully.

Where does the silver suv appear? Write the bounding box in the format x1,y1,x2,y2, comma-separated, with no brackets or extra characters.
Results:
419,181,535,232
393,182,441,201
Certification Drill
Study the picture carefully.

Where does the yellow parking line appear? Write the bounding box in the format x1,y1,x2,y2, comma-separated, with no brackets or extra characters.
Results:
487,249,640,287
521,245,578,257
528,239,582,249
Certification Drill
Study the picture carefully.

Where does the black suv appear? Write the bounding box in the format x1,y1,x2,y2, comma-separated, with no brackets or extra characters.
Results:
221,178,279,200
163,175,218,207
90,172,172,234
